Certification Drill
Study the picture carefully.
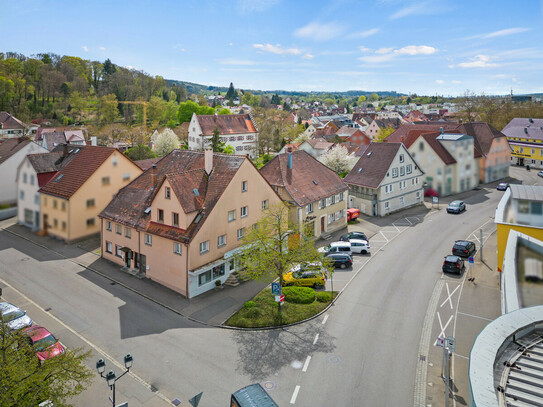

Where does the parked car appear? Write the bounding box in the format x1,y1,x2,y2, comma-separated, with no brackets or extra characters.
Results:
0,302,33,330
339,231,369,242
347,208,360,221
283,265,326,288
318,241,352,256
324,253,353,269
446,200,466,214
538,170,543,178
424,188,439,197
21,325,65,361
497,183,509,191
231,383,279,407
349,239,370,254
452,240,476,258
442,255,465,275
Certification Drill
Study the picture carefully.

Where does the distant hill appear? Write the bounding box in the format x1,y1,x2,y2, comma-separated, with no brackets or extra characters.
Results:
165,79,405,98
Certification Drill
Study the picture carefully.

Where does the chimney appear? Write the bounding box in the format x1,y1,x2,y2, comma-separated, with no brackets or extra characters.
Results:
205,148,213,175
150,164,157,187
63,143,68,157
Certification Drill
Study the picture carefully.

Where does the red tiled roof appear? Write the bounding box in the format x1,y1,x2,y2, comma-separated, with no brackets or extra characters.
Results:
260,150,348,207
344,142,402,188
164,169,207,214
452,122,506,157
421,132,457,165
306,138,334,150
385,123,459,143
0,137,31,165
0,112,27,130
196,114,257,135
39,146,117,199
135,158,161,170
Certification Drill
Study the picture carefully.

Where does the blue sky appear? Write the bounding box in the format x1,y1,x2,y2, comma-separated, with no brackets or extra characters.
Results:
2,0,543,96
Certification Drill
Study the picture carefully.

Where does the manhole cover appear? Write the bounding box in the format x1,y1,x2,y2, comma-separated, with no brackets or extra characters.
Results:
420,355,426,361
328,355,342,364
263,381,275,390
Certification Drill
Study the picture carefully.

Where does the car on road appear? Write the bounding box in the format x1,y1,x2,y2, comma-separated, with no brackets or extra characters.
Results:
324,253,353,269
0,302,33,330
442,255,465,275
349,239,370,254
497,182,509,191
339,231,369,242
538,170,543,178
452,240,476,258
446,200,466,214
318,241,352,256
21,325,65,361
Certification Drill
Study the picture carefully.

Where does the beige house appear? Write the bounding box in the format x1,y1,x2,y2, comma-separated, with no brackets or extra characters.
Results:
38,146,142,242
99,150,283,298
260,150,349,238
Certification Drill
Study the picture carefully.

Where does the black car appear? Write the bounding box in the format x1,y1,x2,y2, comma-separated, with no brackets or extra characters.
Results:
339,231,369,242
497,183,509,191
325,253,353,269
452,240,476,258
443,255,465,275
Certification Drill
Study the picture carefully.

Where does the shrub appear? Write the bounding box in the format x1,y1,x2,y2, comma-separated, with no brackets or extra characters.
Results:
316,292,332,302
244,301,256,310
282,287,315,304
245,308,261,318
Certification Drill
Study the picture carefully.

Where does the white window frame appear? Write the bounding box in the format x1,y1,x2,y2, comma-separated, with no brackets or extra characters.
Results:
406,164,412,174
262,200,269,210
125,228,131,238
200,240,209,254
384,201,390,209
174,242,182,255
241,206,248,218
237,228,245,240
145,234,152,246
106,241,112,253
228,210,236,222
241,181,248,192
116,224,122,235
306,203,314,214
392,168,398,178
106,221,112,231
218,234,226,247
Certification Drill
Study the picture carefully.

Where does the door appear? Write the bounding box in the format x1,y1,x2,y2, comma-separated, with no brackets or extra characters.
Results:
320,217,325,234
42,214,48,235
139,254,146,274
34,211,40,230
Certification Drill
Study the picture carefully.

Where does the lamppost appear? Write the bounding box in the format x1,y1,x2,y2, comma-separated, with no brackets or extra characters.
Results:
96,354,133,407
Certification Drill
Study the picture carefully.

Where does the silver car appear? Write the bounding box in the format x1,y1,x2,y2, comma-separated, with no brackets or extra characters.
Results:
0,302,33,330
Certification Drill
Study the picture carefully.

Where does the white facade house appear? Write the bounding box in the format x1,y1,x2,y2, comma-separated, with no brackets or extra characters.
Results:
0,138,48,206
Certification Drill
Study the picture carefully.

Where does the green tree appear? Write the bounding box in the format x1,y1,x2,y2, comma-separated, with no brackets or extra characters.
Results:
357,95,367,104
223,144,235,154
369,93,379,101
0,76,15,110
177,100,201,123
0,322,93,407
210,127,223,152
374,126,395,142
147,96,167,125
225,82,237,100
69,91,86,121
218,108,230,115
125,144,157,161
98,93,119,124
270,94,281,105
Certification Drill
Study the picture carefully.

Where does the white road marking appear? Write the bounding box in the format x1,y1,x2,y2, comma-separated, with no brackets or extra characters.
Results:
457,311,493,322
379,231,389,242
405,217,413,225
322,314,328,325
434,312,454,345
290,385,301,404
453,353,469,360
313,333,319,345
302,356,311,372
392,224,401,232
440,283,460,309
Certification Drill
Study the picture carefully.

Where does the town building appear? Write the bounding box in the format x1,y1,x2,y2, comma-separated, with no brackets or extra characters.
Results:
0,112,29,139
344,142,424,216
502,117,543,168
260,150,349,238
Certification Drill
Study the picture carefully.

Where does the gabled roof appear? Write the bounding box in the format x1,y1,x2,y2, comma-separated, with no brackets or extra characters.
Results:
305,138,334,150
42,132,67,151
135,157,161,170
449,122,506,158
422,132,457,165
344,142,402,188
39,146,117,199
26,145,82,174
260,150,348,207
385,123,459,143
100,150,246,242
195,113,257,136
0,137,31,165
0,112,27,130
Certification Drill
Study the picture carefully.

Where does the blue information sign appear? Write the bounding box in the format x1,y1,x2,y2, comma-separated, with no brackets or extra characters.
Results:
271,282,280,295
468,257,474,264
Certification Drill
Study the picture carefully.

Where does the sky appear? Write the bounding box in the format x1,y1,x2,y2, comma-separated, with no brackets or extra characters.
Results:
1,0,543,96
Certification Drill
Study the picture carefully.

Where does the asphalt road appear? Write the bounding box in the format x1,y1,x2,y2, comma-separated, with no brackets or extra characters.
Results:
0,166,541,407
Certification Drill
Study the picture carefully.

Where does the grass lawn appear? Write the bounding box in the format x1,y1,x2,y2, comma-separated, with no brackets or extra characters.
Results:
225,288,336,328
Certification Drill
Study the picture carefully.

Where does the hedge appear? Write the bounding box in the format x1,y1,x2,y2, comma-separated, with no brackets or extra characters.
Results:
282,286,315,304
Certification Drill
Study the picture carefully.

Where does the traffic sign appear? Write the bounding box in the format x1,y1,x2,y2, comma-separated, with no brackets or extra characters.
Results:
446,336,456,352
432,196,439,204
271,282,280,295
468,257,474,264
279,294,285,303
436,337,445,347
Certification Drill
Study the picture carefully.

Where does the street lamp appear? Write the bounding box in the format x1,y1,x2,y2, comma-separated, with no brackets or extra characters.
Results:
96,354,133,406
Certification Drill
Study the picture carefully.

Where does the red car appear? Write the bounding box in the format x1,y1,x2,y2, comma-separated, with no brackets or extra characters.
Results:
347,208,360,221
424,188,439,197
22,326,65,361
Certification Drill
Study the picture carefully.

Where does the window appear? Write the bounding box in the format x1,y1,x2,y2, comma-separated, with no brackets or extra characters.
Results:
106,221,112,231
330,195,336,205
125,228,131,238
400,166,405,176
419,142,424,152
399,197,404,206
306,203,314,214
102,176,110,186
531,202,542,215
199,270,212,286
392,168,398,178
115,245,123,258
86,198,95,208
416,191,421,199
200,240,209,254
174,242,182,255
145,234,152,246
384,201,390,209
112,156,118,166
19,190,24,200
53,219,58,228
339,192,344,201
328,213,335,224
262,200,269,210
61,201,66,211
319,199,326,209
116,224,122,235
165,187,171,199
34,194,40,205
86,218,95,227
62,221,66,231
158,209,164,223
228,210,236,222
218,234,226,247
23,173,27,183
242,181,248,192
399,154,404,163
123,173,130,181
406,164,413,174
172,212,179,227
105,241,112,254
53,200,58,209
237,228,245,240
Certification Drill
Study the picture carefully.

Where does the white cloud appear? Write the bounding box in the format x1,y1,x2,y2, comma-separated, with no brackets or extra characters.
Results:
376,47,394,54
457,54,499,68
358,54,396,63
294,21,343,41
219,59,258,66
358,45,437,63
237,0,279,13
452,80,462,84
348,28,380,39
389,0,452,20
99,46,106,51
229,43,234,46
394,45,437,55
358,46,372,53
253,43,302,56
82,46,88,52
302,53,315,60
483,27,530,39
435,79,444,84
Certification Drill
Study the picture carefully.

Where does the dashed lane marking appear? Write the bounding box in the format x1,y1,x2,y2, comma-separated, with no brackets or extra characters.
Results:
313,333,319,345
290,385,301,404
302,356,311,372
322,314,328,325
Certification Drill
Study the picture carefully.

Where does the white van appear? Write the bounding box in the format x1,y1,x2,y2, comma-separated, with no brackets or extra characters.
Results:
318,241,352,256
